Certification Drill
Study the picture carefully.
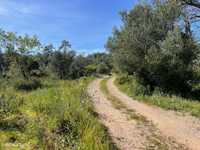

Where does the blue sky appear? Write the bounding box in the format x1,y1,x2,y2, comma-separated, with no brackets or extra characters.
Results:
0,0,137,54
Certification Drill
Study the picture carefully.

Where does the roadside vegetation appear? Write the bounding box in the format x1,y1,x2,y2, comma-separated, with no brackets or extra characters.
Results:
115,75,200,118
2,0,200,148
0,77,116,149
106,0,200,117
0,29,113,149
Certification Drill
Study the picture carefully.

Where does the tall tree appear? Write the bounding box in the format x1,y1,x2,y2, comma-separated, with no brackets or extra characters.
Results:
107,1,199,95
50,41,75,79
59,40,71,52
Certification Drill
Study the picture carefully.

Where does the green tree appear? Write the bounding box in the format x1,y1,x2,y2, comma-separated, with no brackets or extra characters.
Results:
155,28,199,94
69,55,89,78
96,63,110,74
49,41,75,79
59,40,71,52
0,50,5,77
107,1,199,95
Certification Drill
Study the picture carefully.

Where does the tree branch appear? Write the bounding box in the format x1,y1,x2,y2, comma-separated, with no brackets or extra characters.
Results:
182,0,200,9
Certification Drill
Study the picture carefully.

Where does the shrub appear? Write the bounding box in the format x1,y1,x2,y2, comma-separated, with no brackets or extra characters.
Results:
97,63,110,74
117,75,151,96
0,95,24,119
84,64,98,76
0,114,28,131
14,79,42,91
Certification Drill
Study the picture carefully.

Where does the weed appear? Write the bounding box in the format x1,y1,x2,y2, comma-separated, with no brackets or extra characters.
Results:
0,77,114,149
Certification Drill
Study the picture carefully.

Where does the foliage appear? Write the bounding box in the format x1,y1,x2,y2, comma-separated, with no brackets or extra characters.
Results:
115,75,200,118
49,50,75,79
0,27,114,149
84,64,98,76
87,53,112,73
155,28,200,95
107,1,200,96
14,78,42,91
0,29,112,89
97,63,111,74
0,78,115,149
69,55,90,79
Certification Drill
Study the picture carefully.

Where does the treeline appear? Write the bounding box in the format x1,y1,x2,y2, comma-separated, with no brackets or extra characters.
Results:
107,0,200,98
0,29,111,90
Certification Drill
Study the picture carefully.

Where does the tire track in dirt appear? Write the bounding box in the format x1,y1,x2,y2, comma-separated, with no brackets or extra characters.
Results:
88,78,188,150
88,79,147,150
107,77,200,150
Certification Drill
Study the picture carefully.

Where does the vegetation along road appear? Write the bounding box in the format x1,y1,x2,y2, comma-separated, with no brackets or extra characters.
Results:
88,77,200,150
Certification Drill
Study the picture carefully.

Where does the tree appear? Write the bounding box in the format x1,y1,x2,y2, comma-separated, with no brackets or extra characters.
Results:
49,44,75,79
96,63,110,74
147,27,199,94
59,40,71,52
0,50,5,76
0,30,41,80
181,0,200,9
41,44,54,66
107,1,200,95
87,53,112,74
69,55,89,78
107,2,180,73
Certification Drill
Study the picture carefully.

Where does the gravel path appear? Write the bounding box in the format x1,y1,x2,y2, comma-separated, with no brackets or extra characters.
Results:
87,79,148,150
87,78,193,150
107,77,200,150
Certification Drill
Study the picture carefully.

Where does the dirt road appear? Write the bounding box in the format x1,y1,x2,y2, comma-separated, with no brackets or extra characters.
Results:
107,77,200,150
88,79,147,150
87,78,200,150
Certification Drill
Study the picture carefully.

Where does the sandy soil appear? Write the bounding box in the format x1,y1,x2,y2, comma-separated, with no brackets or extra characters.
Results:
87,79,147,150
107,77,200,150
87,78,191,150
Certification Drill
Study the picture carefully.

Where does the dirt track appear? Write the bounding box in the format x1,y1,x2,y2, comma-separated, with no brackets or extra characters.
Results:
88,78,200,150
88,79,147,150
107,77,200,150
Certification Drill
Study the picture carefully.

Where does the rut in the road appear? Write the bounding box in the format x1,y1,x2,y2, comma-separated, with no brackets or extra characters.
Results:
107,77,200,150
88,79,187,150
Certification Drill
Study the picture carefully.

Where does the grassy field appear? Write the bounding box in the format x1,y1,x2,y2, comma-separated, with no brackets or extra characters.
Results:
0,77,115,150
115,75,200,118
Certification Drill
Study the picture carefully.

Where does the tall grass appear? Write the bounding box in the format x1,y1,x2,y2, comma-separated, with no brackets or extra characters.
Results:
115,75,200,118
0,77,115,150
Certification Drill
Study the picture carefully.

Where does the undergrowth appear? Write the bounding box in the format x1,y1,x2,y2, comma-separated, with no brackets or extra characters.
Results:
115,75,200,118
0,77,115,150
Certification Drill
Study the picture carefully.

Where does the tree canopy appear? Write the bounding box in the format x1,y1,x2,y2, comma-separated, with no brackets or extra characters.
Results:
107,0,200,96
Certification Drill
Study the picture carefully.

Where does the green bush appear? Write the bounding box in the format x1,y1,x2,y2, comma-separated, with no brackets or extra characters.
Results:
116,75,200,118
14,79,42,91
117,75,151,96
97,63,110,74
0,95,24,119
0,78,115,149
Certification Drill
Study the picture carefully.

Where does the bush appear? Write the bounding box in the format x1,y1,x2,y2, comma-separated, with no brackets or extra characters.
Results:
97,63,110,74
116,75,200,118
117,75,151,96
84,64,98,76
0,114,28,131
0,95,24,119
150,28,200,95
14,79,42,91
